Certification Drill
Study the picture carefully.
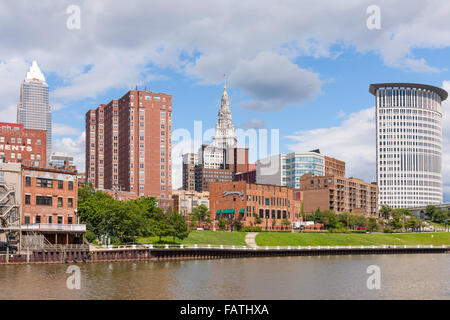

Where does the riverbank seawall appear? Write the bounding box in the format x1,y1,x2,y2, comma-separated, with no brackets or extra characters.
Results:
0,244,449,264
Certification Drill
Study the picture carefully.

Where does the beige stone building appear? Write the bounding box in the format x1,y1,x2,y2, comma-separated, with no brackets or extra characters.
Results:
172,190,209,216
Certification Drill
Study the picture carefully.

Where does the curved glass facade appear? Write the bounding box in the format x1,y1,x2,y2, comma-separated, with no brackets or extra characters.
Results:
372,83,447,208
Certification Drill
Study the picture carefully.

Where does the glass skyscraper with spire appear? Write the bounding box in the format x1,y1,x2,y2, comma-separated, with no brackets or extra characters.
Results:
17,60,52,165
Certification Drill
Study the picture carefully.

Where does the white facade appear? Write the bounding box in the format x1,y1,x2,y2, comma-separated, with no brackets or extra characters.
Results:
212,85,237,149
256,151,325,188
371,83,447,208
197,85,237,169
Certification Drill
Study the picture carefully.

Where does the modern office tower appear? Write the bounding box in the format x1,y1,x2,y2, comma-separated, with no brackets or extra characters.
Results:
370,83,448,208
17,61,52,164
256,150,325,188
85,89,173,208
49,152,74,168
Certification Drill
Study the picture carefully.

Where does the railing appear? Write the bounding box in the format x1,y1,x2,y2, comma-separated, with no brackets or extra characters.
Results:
21,224,86,232
22,243,89,251
92,244,449,251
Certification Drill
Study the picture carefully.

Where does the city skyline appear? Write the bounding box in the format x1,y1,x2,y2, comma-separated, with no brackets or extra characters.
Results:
1,2,450,201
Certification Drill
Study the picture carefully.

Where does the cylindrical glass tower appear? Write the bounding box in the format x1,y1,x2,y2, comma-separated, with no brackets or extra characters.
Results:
370,83,448,208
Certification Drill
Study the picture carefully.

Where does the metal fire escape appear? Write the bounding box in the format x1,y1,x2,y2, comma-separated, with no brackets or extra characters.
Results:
0,182,20,252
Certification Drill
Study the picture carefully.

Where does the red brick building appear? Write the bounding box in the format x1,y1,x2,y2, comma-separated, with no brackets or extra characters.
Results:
86,89,173,208
209,181,303,231
21,166,84,245
300,173,378,217
0,122,46,167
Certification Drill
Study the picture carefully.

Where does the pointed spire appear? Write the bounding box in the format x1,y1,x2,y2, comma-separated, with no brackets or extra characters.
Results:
221,85,230,111
26,60,46,82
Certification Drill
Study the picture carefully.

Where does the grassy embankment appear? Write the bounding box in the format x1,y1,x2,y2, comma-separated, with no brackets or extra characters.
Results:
255,232,450,247
136,230,247,246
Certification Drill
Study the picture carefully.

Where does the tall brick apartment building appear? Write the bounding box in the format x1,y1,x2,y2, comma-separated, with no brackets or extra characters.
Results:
86,89,172,208
300,173,378,217
0,122,47,167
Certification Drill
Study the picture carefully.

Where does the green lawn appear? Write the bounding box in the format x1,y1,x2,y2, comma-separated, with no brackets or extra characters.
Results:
137,230,248,246
255,232,450,247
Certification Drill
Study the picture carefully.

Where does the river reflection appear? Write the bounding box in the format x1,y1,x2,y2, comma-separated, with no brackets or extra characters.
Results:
0,254,449,299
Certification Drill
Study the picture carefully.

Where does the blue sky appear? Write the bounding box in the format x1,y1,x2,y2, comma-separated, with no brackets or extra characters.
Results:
1,1,450,198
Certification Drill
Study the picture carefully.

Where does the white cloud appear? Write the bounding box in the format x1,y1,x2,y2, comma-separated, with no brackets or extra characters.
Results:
52,132,85,171
53,123,81,136
230,52,322,111
1,0,450,117
239,119,267,130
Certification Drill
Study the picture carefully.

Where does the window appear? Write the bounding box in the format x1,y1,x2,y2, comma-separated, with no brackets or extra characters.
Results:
24,216,30,224
58,180,63,189
36,178,53,188
36,215,41,224
68,181,73,190
36,196,52,206
25,176,31,186
68,217,73,224
48,216,52,224
68,198,73,208
25,194,31,205
57,197,63,207
57,216,63,224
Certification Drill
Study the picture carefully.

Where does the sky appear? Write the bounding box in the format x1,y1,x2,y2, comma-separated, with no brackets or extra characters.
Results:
1,1,450,199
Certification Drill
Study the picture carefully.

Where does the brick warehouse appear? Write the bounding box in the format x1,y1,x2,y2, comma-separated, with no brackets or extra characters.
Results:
300,173,379,217
209,181,303,231
86,88,173,208
0,122,47,167
20,166,84,245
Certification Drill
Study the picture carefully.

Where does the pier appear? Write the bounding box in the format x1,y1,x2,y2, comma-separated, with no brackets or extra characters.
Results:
0,244,448,264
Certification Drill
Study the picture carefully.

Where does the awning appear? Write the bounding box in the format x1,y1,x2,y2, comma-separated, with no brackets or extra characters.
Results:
216,209,222,214
222,209,235,214
239,208,245,214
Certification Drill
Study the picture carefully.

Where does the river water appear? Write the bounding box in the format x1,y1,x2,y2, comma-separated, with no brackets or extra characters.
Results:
0,254,449,299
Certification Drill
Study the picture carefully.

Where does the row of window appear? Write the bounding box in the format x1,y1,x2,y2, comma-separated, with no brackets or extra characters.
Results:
0,136,41,145
24,215,73,224
25,177,74,190
25,195,74,207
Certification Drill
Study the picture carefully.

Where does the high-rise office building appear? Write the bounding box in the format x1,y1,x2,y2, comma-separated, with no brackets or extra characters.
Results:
17,61,52,164
86,89,173,208
256,150,325,188
370,83,448,208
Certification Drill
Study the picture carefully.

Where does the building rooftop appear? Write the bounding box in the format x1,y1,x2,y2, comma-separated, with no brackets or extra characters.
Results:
369,82,448,101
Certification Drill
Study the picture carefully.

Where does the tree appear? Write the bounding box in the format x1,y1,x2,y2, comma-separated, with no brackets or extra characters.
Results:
254,213,263,225
425,205,436,220
367,217,378,232
272,218,277,229
380,205,392,220
389,217,403,230
218,218,228,230
77,185,162,244
189,204,210,229
166,210,190,243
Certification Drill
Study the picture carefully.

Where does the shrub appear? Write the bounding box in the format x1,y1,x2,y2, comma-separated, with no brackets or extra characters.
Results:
383,228,393,233
241,226,262,232
85,230,96,243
